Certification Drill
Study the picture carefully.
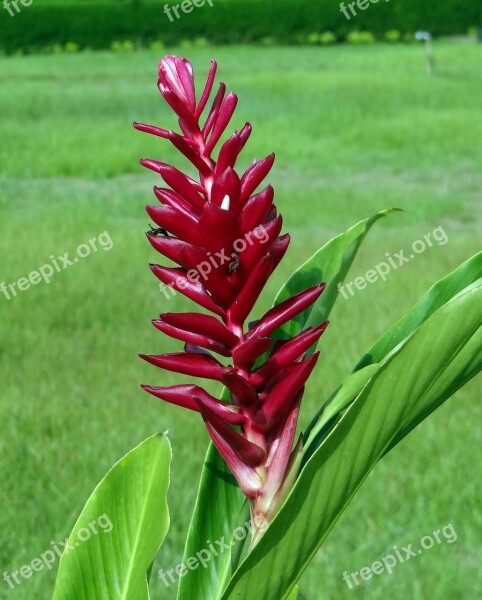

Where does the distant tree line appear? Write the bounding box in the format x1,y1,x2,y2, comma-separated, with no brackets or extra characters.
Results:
1,0,480,53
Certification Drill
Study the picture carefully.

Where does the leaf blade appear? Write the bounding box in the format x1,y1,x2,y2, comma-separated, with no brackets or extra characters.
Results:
176,388,245,600
305,253,482,455
356,251,482,369
53,433,172,600
222,286,482,600
272,209,400,340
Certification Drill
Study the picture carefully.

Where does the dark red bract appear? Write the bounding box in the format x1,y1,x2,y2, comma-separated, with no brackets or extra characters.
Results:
135,55,327,533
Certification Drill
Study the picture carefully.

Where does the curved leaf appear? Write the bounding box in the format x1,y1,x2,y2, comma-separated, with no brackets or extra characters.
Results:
356,251,482,369
287,586,309,600
222,285,482,600
176,384,246,600
272,209,400,341
302,364,380,462
177,211,395,600
176,434,246,600
53,433,172,600
304,253,482,457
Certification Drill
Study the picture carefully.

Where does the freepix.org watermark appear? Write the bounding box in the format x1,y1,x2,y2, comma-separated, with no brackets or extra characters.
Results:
1,231,114,301
159,516,268,587
342,522,457,589
2,0,33,17
163,0,214,22
158,224,269,300
337,225,448,300
2,514,113,590
340,0,390,21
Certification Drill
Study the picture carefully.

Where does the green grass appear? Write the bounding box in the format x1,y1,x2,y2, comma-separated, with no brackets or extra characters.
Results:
0,42,481,599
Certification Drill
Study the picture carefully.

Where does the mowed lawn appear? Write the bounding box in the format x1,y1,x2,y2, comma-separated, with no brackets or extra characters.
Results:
0,42,481,599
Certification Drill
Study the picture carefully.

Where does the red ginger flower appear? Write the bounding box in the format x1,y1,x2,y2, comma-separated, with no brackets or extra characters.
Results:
135,55,327,534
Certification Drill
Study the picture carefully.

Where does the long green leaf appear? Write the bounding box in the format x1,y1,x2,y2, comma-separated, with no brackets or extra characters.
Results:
287,586,309,600
53,433,171,600
355,251,482,369
302,364,380,461
222,286,482,600
304,255,482,456
178,211,395,600
176,388,245,600
272,209,399,340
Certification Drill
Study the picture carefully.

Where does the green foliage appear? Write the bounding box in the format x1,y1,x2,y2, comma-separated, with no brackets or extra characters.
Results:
193,37,211,48
307,32,338,45
347,31,376,44
287,587,308,600
260,36,277,47
64,42,80,53
319,31,337,45
304,253,482,459
111,40,136,52
176,419,244,600
1,0,480,53
222,284,481,600
354,252,482,372
307,33,320,45
271,210,399,341
212,220,481,600
53,434,172,600
385,29,402,42
149,40,166,51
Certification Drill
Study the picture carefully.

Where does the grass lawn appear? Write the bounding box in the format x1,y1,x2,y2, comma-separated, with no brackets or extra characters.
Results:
0,42,481,599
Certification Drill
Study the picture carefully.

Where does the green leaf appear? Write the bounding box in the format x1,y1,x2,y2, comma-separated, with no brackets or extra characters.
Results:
386,286,482,451
304,253,482,458
178,211,395,600
176,444,245,600
271,208,400,341
222,285,482,600
302,364,380,461
356,251,482,369
177,387,246,600
287,586,309,600
53,433,171,600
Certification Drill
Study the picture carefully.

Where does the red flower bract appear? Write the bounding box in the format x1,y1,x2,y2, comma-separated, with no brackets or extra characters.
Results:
135,55,327,535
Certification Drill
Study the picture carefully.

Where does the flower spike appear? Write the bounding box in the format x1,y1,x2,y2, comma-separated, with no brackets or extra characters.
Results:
137,55,327,535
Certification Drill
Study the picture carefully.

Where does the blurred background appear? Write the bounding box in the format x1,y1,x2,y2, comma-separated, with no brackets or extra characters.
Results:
0,1,481,599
